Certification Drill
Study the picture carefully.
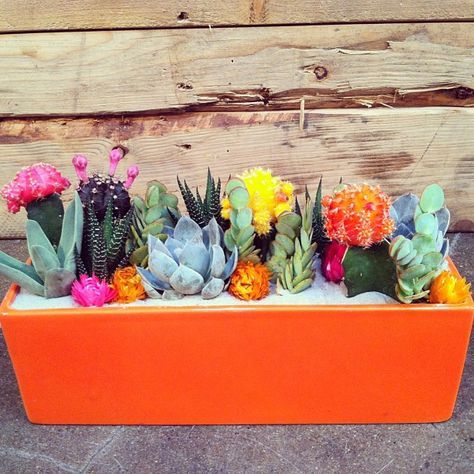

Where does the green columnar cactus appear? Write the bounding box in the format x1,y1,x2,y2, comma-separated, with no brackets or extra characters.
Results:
277,198,317,294
266,211,302,281
177,168,223,227
128,180,180,266
78,198,134,281
309,178,330,248
0,193,83,298
223,178,259,262
389,184,447,303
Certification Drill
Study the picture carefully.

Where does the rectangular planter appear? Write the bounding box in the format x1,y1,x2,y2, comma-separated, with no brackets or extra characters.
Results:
1,260,472,425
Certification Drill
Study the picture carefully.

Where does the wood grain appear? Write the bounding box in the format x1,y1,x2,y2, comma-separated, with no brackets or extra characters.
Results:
0,108,472,237
1,1,474,31
0,23,473,117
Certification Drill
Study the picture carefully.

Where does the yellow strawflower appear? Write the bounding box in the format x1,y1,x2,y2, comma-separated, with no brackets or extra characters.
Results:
221,168,294,235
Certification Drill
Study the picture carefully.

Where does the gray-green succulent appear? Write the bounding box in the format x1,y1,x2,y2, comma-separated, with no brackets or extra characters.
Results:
223,178,259,262
277,197,317,294
389,184,449,303
0,193,83,298
137,216,238,300
128,180,180,266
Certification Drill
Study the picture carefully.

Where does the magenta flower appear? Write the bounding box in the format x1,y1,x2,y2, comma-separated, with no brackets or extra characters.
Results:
108,146,126,176
1,163,70,213
321,241,348,283
72,154,89,183
124,165,139,189
71,275,117,307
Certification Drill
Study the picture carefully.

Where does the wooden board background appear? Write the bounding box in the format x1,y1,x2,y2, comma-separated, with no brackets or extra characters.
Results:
1,1,474,31
0,109,473,237
1,23,474,117
0,6,472,237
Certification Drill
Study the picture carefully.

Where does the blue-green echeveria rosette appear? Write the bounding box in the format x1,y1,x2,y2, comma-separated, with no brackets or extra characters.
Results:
137,216,238,300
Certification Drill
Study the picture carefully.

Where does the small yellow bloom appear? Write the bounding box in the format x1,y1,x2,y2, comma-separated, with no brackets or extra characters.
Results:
222,168,294,236
228,261,271,301
429,270,471,304
111,266,146,303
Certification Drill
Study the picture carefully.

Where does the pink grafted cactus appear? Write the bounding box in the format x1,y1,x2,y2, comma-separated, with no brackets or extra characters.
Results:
71,274,117,307
0,163,70,213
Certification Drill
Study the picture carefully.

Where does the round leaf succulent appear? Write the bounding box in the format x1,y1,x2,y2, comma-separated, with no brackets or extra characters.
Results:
137,216,238,300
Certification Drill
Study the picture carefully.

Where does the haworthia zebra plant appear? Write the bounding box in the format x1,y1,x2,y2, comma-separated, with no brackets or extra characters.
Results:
177,168,224,228
0,193,83,298
77,198,134,281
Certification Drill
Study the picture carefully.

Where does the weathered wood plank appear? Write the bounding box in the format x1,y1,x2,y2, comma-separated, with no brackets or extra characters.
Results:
1,1,474,32
0,23,473,117
0,108,472,237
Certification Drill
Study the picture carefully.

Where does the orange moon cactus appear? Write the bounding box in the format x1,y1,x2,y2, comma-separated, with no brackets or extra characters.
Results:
322,184,395,247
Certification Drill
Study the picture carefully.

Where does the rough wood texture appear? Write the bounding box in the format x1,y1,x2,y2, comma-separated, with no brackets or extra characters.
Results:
1,1,474,31
0,108,472,237
0,23,473,117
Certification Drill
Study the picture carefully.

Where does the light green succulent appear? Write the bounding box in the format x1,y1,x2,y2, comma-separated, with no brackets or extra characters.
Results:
137,216,238,300
266,211,302,281
277,198,317,294
223,178,259,262
0,193,83,298
128,180,180,266
389,184,448,303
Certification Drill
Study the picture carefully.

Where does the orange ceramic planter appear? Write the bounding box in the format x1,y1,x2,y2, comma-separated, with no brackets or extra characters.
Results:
1,260,472,425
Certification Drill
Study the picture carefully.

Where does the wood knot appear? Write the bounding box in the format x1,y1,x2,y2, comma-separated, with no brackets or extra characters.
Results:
177,82,193,90
177,11,189,21
455,87,474,100
313,66,328,80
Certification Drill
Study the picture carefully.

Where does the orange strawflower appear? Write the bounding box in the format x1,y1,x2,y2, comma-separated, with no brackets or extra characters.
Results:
429,270,471,304
322,184,395,247
111,266,146,303
228,261,271,301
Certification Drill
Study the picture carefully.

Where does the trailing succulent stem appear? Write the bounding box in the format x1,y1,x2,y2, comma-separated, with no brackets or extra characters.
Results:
0,193,83,298
177,168,223,228
223,178,259,262
389,184,448,303
79,199,134,281
277,198,317,294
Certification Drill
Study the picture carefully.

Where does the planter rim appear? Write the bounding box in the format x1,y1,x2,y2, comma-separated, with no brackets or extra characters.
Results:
1,257,472,318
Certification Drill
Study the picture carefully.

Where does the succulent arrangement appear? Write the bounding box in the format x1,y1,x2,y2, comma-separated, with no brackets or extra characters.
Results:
0,149,471,307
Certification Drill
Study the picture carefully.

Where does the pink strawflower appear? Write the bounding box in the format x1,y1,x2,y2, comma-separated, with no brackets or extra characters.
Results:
1,163,70,213
124,165,139,189
71,274,117,307
321,241,348,283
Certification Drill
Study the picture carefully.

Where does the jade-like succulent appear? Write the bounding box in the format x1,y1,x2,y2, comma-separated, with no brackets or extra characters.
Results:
177,169,224,228
223,178,259,262
266,211,302,281
137,216,238,300
0,193,83,298
128,180,180,266
389,184,449,303
277,198,317,294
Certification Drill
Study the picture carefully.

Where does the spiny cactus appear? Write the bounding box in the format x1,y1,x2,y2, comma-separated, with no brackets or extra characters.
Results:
128,180,180,266
177,168,223,228
0,193,83,298
322,183,395,247
72,147,139,221
389,184,448,303
223,178,259,262
137,217,238,300
78,198,134,281
277,198,317,294
266,211,302,281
